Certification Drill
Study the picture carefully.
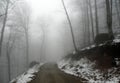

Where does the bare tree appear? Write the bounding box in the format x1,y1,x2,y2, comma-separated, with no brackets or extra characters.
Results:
115,0,120,26
6,28,17,81
12,2,31,68
40,26,45,62
88,0,95,41
38,19,48,62
80,2,87,47
61,0,78,52
106,0,114,38
6,32,12,81
0,0,19,18
94,0,99,35
85,0,91,45
24,27,29,68
22,8,30,68
0,0,10,56
0,0,19,56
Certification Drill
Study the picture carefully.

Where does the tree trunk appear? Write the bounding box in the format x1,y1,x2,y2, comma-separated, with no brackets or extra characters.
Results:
6,36,11,81
94,0,99,35
0,0,10,56
6,31,16,81
106,0,114,38
7,47,11,81
80,3,87,47
40,27,46,62
25,29,29,68
115,0,120,26
88,0,95,41
61,0,78,52
86,0,91,45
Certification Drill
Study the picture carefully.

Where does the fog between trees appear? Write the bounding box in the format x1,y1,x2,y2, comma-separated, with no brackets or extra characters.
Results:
0,0,120,83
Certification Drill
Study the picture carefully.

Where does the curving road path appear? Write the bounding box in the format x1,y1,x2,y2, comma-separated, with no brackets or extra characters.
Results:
28,63,86,83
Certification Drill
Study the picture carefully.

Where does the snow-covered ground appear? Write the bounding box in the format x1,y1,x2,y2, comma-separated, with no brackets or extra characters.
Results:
10,63,43,83
80,38,120,51
58,58,120,83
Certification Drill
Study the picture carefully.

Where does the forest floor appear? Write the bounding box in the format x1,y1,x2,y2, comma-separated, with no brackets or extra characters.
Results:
28,63,86,83
57,40,120,83
11,40,120,83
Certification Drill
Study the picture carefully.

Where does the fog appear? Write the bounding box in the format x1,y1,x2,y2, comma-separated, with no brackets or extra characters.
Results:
0,0,120,82
27,0,82,62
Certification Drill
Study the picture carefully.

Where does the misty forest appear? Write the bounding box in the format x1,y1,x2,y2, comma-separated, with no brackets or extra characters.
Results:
0,0,120,83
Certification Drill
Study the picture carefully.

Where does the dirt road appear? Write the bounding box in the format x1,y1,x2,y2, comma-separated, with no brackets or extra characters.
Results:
29,63,86,83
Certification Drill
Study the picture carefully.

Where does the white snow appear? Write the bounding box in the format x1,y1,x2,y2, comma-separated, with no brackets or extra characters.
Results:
115,58,120,66
58,58,120,83
86,47,90,50
113,39,120,43
10,63,43,83
81,48,85,51
81,45,96,51
98,43,104,46
80,38,120,52
91,45,96,48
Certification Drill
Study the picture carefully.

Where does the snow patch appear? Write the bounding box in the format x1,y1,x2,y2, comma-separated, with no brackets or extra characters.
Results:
91,45,95,48
58,58,120,83
113,39,120,43
81,45,96,51
10,63,43,83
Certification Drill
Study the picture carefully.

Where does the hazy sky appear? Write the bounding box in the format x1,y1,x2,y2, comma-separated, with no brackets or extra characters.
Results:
24,0,82,62
27,0,63,19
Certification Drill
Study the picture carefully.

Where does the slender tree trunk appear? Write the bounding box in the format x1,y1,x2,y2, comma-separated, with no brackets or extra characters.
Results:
6,32,12,81
94,0,99,35
88,0,95,41
86,0,91,45
40,27,45,62
106,0,114,37
83,17,87,47
0,0,10,56
115,0,120,26
6,31,16,81
6,35,11,81
25,29,29,68
61,0,78,52
7,48,11,81
81,3,87,47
